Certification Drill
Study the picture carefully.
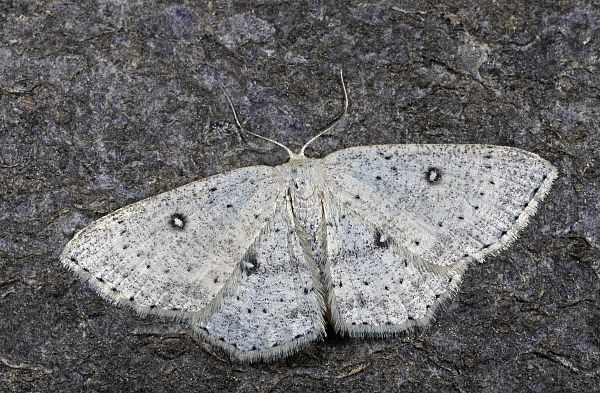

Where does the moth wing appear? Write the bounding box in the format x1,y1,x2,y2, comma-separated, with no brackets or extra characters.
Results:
323,197,467,334
61,165,284,320
320,144,556,334
322,144,557,268
195,199,325,362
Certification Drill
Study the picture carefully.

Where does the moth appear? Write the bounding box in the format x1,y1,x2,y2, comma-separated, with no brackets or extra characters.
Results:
61,71,557,362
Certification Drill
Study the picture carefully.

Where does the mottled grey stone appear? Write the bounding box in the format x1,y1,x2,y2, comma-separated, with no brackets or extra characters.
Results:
0,1,598,392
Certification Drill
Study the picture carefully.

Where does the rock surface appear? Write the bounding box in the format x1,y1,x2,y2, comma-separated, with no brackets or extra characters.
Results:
1,1,598,392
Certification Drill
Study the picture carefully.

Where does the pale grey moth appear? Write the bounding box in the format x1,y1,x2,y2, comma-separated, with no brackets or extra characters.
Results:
61,71,557,362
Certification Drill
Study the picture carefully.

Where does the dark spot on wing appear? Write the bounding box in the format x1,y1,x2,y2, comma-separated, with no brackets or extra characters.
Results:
169,213,187,230
425,167,442,184
374,230,390,248
241,252,259,276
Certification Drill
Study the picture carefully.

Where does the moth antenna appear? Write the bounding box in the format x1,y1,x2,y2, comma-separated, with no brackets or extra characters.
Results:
221,85,294,158
299,69,349,156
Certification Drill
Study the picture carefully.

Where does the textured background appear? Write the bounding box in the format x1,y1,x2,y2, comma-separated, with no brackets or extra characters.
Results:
1,1,599,392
